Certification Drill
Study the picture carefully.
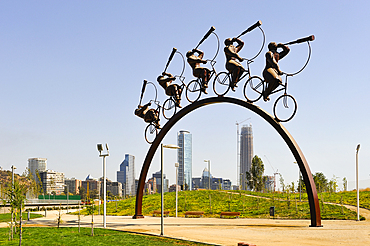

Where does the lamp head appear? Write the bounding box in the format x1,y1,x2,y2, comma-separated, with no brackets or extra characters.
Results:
97,144,103,154
175,162,179,167
356,144,360,153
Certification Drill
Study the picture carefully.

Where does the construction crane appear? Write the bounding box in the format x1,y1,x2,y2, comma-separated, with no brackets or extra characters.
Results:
264,155,279,192
236,118,251,188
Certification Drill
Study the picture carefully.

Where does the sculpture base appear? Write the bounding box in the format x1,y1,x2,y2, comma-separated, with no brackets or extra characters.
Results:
132,214,144,219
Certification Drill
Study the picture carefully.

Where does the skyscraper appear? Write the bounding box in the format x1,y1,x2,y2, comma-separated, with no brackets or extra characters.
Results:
28,158,47,181
117,154,135,196
177,130,192,190
240,124,253,190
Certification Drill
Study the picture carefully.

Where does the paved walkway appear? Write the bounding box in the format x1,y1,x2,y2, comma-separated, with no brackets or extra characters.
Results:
1,208,370,246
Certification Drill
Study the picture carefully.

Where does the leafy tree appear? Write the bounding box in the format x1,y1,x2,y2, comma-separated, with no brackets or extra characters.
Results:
343,177,347,191
279,174,285,192
246,155,265,192
78,186,86,200
4,178,27,243
90,189,99,199
313,172,328,193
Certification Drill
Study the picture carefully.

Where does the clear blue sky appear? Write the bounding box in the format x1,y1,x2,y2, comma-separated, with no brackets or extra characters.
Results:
1,1,369,190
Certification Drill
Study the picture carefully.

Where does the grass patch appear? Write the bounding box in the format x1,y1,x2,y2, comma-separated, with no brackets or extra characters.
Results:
0,227,206,245
76,190,361,220
0,213,43,223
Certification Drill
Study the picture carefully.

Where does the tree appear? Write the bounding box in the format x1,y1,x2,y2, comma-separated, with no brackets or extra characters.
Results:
343,177,347,191
313,172,328,193
279,174,285,192
4,178,27,244
246,155,265,192
78,186,86,200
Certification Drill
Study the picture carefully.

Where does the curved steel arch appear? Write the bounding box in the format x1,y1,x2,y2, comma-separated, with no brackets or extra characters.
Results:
133,97,321,227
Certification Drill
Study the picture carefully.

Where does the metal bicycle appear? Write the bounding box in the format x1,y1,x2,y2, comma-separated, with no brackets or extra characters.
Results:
137,79,162,144
243,35,315,122
185,26,220,103
213,21,265,96
144,99,162,144
161,48,188,120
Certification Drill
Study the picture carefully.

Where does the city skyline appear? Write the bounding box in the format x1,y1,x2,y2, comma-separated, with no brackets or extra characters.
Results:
1,1,369,192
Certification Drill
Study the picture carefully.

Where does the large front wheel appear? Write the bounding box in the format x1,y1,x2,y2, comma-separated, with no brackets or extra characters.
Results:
186,80,202,103
144,123,158,144
162,98,177,120
243,76,264,102
273,94,297,122
213,72,231,96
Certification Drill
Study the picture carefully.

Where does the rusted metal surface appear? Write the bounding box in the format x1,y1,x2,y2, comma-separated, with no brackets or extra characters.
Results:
133,96,321,227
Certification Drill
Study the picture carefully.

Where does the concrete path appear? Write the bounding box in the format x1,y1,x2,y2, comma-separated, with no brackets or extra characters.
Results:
2,209,369,246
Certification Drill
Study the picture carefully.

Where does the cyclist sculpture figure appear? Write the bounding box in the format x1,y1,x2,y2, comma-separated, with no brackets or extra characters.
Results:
157,72,182,108
224,37,245,91
186,49,211,94
262,42,290,101
134,102,160,128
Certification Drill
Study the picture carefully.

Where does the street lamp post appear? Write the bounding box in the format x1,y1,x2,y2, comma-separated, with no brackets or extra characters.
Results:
204,160,211,190
11,165,16,240
175,162,179,217
161,144,180,236
356,144,360,221
97,143,109,228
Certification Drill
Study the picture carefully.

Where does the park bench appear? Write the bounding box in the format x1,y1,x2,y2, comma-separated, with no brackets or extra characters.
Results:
184,211,204,218
220,212,241,218
152,210,169,217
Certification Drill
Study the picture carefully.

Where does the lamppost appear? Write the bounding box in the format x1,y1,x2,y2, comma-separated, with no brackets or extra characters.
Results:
11,165,16,240
161,144,180,236
204,160,211,190
97,143,109,228
175,162,179,217
356,144,360,221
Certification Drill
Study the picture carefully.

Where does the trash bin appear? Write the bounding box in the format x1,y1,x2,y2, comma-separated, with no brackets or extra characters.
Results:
269,206,275,216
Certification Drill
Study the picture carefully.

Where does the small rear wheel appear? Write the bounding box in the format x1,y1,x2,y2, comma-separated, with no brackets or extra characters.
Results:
144,123,158,144
243,76,264,102
213,72,231,96
186,80,202,103
162,98,177,120
273,94,297,122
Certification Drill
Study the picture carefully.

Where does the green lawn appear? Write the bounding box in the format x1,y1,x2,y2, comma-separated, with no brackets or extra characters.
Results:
78,190,362,220
0,213,43,223
238,190,370,210
0,227,207,245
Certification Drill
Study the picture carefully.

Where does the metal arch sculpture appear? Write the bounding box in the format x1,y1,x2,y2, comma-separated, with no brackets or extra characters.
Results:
133,96,321,227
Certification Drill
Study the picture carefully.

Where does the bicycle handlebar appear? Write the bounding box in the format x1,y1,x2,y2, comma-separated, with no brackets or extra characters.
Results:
237,20,262,38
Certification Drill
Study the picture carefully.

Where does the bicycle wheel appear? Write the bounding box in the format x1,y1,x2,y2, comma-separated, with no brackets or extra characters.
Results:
144,123,158,144
213,72,231,96
243,76,264,102
273,94,297,122
186,80,202,103
162,98,177,120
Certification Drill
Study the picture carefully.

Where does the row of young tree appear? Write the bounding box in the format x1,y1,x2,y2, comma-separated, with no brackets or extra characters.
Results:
245,155,347,193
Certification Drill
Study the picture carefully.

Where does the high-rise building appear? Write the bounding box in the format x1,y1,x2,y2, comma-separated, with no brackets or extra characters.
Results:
39,170,65,195
65,177,81,195
117,154,136,196
201,167,212,189
152,171,169,193
177,130,192,190
28,158,47,181
240,125,253,190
